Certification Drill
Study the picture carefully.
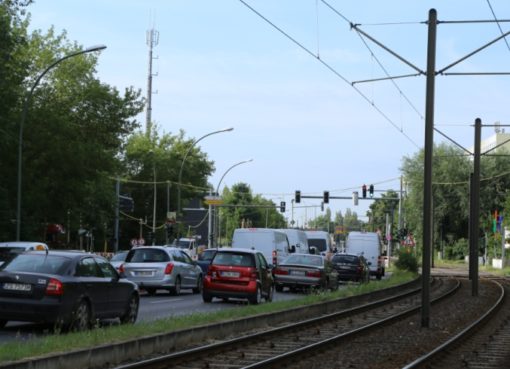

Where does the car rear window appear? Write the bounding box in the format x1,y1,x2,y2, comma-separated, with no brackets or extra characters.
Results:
198,250,216,261
212,252,255,267
307,239,327,252
110,251,128,262
1,254,71,275
332,255,359,264
126,249,170,263
283,254,323,266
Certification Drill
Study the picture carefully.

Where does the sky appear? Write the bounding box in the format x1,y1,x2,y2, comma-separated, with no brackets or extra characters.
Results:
26,0,510,227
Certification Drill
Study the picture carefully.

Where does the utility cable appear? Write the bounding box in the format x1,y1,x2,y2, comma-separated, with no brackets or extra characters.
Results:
486,0,510,54
238,0,420,149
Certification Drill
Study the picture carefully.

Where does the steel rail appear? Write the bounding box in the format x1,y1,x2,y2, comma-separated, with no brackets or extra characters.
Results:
401,279,505,369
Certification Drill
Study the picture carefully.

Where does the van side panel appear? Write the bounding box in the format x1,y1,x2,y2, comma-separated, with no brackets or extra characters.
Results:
232,228,290,266
345,232,383,278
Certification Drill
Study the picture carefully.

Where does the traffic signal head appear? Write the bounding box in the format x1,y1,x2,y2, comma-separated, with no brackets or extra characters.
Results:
369,184,374,197
323,191,329,204
362,184,367,199
280,201,286,213
353,191,359,206
295,190,301,203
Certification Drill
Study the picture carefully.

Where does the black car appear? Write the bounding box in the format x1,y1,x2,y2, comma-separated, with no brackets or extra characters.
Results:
0,250,139,331
331,253,370,283
196,248,218,274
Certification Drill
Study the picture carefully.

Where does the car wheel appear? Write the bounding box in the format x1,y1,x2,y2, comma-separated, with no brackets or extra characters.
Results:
171,276,181,295
70,300,91,332
265,284,274,302
145,288,157,296
249,285,262,305
202,292,212,303
0,320,6,328
275,284,284,292
192,276,203,294
120,294,139,324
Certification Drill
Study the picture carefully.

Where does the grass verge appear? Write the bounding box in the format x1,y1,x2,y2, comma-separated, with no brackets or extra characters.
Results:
0,270,416,363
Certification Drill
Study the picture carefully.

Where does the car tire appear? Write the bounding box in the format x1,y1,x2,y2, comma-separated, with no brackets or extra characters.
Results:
120,294,139,324
275,284,283,292
70,300,91,332
145,288,157,296
192,276,203,294
0,320,6,328
265,284,274,302
249,285,262,305
202,292,212,303
171,276,181,295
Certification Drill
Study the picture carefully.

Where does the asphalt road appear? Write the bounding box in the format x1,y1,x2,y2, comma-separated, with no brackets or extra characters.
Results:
0,288,304,344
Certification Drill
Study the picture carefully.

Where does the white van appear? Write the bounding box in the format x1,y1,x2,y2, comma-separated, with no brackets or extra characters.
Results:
345,231,384,280
0,241,49,267
305,230,332,256
278,229,309,254
231,228,293,266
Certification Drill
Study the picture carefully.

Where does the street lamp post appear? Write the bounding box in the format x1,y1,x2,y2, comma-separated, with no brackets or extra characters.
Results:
212,159,253,247
16,45,107,241
177,127,233,215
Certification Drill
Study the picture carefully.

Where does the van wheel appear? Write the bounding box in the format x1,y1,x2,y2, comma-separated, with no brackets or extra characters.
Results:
249,285,262,305
192,276,203,294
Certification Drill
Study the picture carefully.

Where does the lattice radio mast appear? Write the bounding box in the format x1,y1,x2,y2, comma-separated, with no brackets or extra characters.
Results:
146,27,159,136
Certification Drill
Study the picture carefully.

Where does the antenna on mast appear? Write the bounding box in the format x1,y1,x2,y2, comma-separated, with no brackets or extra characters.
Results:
146,16,159,137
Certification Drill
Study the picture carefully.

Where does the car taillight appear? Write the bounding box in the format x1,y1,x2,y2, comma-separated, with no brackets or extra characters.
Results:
306,270,321,278
273,268,289,275
46,278,63,296
164,263,174,275
119,263,125,274
250,268,258,280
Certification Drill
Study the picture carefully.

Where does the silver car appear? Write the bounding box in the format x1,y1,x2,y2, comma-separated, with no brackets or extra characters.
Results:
120,246,203,296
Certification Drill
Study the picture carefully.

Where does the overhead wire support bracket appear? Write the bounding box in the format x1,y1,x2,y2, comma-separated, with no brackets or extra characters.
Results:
352,73,421,85
433,127,472,155
443,72,510,76
351,23,425,75
437,29,510,74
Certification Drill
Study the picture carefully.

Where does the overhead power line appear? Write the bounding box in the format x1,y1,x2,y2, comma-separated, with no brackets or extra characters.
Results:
237,0,420,149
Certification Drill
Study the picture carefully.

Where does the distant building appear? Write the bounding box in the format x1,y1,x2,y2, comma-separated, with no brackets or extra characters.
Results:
470,122,510,154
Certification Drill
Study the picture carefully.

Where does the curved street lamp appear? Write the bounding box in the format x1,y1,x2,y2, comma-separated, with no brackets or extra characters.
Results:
211,158,253,247
16,45,107,240
177,127,234,215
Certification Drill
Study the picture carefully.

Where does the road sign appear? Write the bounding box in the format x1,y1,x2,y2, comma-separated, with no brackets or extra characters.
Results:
204,195,223,205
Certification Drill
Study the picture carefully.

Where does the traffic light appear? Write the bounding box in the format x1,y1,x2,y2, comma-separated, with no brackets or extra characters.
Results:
323,191,329,204
369,184,374,198
321,202,324,211
280,201,286,213
353,191,359,206
295,190,301,203
362,184,367,199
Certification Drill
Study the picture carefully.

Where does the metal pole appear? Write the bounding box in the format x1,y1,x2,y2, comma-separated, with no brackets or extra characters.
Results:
114,177,120,253
422,8,437,328
398,175,403,231
208,191,213,248
152,164,157,246
471,118,482,296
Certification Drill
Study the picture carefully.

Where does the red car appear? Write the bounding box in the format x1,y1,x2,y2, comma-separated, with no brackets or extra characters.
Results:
202,248,274,304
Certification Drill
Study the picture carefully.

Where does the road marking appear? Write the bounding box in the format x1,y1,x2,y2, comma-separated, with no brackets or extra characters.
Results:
149,298,184,304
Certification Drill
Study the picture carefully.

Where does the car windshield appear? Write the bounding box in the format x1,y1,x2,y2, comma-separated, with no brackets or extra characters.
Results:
212,252,255,267
1,254,71,275
332,255,359,264
174,240,192,249
282,254,323,267
126,248,170,263
198,250,216,261
307,239,327,252
111,251,128,261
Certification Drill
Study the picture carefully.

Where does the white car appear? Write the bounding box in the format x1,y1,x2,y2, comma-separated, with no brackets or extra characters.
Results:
0,241,49,267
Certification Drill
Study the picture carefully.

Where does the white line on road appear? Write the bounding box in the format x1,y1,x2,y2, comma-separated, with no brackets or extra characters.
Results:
149,298,184,304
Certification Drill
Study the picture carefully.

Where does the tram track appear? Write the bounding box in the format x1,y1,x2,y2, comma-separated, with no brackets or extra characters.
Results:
115,277,458,369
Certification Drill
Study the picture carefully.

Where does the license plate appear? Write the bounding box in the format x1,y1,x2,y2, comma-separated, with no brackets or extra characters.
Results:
3,283,32,291
290,270,305,276
135,271,153,277
221,271,240,278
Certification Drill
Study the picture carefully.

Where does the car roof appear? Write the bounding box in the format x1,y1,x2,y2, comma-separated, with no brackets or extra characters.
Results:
22,250,93,258
0,241,49,250
334,253,361,257
214,247,260,255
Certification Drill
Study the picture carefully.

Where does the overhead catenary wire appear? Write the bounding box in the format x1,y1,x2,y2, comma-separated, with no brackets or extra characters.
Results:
237,0,420,149
486,0,510,53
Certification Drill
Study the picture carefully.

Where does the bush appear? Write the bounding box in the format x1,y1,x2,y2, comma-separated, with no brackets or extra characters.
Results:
444,238,468,260
395,249,419,273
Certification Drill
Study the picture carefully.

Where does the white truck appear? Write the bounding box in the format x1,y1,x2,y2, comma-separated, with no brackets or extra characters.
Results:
305,230,332,256
231,228,293,266
278,228,310,254
345,231,385,280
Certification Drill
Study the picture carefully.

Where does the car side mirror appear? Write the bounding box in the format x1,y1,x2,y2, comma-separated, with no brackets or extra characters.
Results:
289,245,296,253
